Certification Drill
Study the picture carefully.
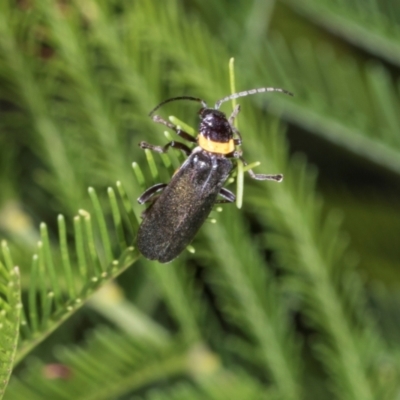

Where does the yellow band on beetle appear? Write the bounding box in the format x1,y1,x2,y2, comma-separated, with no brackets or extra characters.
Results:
198,135,235,154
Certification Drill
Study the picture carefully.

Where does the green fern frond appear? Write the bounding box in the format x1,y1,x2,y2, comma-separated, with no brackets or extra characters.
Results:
241,114,396,399
142,258,203,344
282,0,400,67
141,372,276,400
87,282,170,344
5,324,275,400
0,0,163,215
0,2,84,213
4,327,192,400
15,184,140,364
1,1,398,399
203,207,301,400
0,243,21,400
252,36,400,175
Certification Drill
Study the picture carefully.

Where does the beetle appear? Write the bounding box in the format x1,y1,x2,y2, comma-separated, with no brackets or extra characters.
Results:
136,87,293,263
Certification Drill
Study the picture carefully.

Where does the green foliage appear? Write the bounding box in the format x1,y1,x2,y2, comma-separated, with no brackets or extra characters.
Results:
281,0,400,66
12,184,139,366
0,0,399,399
0,244,21,400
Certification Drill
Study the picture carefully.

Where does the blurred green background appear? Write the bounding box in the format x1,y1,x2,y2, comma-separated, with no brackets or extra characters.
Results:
1,0,400,399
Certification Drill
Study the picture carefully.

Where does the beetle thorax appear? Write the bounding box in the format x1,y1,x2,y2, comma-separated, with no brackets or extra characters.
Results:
199,109,233,142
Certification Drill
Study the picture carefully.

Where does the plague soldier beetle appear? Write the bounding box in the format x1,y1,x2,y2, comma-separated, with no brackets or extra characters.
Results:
137,87,293,263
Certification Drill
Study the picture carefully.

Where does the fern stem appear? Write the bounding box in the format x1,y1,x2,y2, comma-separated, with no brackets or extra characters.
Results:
0,295,11,312
107,188,127,252
144,149,159,183
58,215,76,299
37,243,50,330
1,241,13,272
116,181,139,233
19,307,31,339
28,255,39,333
40,224,62,306
0,261,8,282
132,162,146,191
79,210,103,276
160,152,174,173
41,292,54,331
74,216,88,281
88,187,114,264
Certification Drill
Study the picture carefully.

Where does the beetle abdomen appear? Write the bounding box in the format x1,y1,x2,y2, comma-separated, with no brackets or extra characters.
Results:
137,149,233,263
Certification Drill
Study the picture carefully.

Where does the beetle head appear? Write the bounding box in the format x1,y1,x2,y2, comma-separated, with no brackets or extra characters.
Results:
199,108,233,142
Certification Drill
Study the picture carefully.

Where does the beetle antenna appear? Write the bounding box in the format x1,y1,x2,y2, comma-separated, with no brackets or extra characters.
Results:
149,96,208,117
214,87,293,109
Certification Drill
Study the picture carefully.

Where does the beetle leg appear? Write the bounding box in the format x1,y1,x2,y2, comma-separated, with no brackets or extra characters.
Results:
139,140,192,156
233,128,242,146
152,114,197,143
215,187,236,203
228,105,243,146
228,104,241,125
137,183,167,204
239,156,283,182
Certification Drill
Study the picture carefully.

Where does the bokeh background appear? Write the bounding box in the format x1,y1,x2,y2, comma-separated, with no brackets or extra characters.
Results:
1,0,400,399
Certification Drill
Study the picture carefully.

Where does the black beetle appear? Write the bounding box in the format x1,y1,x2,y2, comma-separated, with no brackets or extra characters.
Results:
136,87,293,263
